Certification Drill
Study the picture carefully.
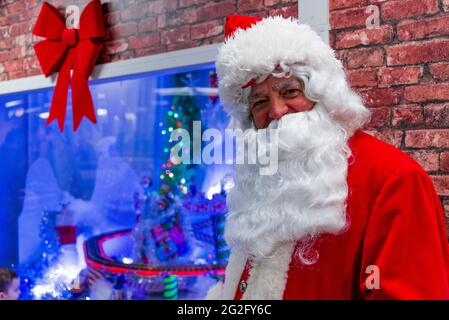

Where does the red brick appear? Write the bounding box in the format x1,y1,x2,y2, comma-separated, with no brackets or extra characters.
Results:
392,105,423,127
104,11,120,26
404,83,449,103
191,20,223,40
441,152,449,172
0,26,9,41
424,103,449,128
378,66,422,87
330,0,367,11
25,0,39,9
197,2,236,22
4,59,22,73
387,39,449,65
330,7,369,30
430,63,449,81
6,1,26,14
26,68,41,77
335,25,393,49
23,46,35,58
329,31,336,49
110,22,137,38
381,0,438,21
443,208,449,238
168,8,199,27
27,4,41,19
431,176,449,197
121,2,148,21
9,21,29,37
161,25,190,45
128,33,160,49
22,56,39,71
269,5,298,18
364,129,403,148
18,8,35,23
157,15,168,29
167,41,197,52
339,47,384,69
0,38,14,49
8,70,27,79
446,219,449,239
405,129,449,148
346,68,378,87
364,107,391,129
138,18,158,33
0,51,9,63
359,87,401,107
238,0,264,12
180,0,209,8
406,150,439,172
397,16,449,41
147,0,177,15
135,47,166,57
264,0,281,7
200,34,225,46
105,39,129,55
5,14,20,26
10,46,24,59
24,33,35,46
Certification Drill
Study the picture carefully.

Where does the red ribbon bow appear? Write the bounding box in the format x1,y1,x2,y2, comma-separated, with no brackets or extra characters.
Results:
33,0,106,131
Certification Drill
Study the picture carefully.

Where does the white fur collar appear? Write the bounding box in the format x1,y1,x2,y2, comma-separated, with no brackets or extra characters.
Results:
242,242,295,300
206,242,295,300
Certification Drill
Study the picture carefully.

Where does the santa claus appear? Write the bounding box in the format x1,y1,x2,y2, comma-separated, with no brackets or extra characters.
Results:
206,14,449,300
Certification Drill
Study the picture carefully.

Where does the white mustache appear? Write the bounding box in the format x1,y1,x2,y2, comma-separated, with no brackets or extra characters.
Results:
248,110,320,159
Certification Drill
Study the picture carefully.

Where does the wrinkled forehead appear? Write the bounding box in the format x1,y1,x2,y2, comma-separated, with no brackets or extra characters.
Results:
249,75,303,98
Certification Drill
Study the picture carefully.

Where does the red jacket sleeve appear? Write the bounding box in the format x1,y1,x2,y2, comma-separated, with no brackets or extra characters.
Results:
359,163,449,299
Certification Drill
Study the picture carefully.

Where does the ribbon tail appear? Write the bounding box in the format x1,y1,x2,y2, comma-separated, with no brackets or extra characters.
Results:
71,42,101,131
71,74,97,131
46,57,72,132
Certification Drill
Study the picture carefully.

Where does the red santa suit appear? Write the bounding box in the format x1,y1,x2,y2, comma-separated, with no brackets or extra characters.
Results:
228,131,449,300
206,15,449,300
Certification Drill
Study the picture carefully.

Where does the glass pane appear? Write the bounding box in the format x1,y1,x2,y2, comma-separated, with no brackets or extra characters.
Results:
0,62,231,299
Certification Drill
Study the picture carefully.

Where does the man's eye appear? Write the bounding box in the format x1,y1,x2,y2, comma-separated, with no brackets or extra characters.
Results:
252,100,268,109
282,88,301,97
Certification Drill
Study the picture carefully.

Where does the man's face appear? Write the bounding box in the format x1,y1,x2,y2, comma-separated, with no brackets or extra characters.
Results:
249,75,315,129
0,278,20,300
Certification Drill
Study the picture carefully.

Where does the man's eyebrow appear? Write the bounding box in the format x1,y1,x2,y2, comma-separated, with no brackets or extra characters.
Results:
248,92,267,101
272,79,302,91
248,79,303,102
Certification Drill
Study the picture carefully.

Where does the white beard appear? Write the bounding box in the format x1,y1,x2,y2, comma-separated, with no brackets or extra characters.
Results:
225,104,351,263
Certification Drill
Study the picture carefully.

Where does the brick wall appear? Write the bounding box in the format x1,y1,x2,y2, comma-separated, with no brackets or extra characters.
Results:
0,0,297,81
330,0,449,227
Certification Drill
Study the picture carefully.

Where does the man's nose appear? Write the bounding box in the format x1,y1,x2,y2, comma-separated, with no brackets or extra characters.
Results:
268,96,289,119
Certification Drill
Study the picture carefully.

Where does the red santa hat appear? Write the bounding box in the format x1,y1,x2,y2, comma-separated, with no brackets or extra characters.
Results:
216,15,347,129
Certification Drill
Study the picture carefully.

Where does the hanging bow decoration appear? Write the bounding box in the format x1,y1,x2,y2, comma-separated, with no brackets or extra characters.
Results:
33,0,106,131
